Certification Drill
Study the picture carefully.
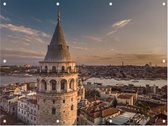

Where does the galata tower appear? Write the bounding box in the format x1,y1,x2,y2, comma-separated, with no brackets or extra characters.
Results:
36,6,78,125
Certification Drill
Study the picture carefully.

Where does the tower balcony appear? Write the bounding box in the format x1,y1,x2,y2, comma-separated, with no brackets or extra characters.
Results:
39,70,78,77
37,89,77,95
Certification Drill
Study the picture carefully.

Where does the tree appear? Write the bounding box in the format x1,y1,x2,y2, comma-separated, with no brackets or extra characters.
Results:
140,104,151,116
111,97,118,108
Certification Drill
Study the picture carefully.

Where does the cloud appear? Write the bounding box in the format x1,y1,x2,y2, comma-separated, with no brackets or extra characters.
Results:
112,19,132,29
72,46,88,50
0,15,10,22
106,48,115,52
85,35,102,42
1,23,51,44
47,19,57,25
1,23,37,35
31,17,43,23
1,49,45,59
75,53,166,66
106,31,117,36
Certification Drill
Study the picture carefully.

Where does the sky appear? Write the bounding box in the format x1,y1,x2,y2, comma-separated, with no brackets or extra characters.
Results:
0,0,167,66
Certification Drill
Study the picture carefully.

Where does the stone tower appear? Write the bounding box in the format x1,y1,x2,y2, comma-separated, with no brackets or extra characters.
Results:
36,6,78,125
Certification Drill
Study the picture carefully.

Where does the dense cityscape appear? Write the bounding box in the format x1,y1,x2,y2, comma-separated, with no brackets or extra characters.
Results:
0,0,167,125
0,64,167,125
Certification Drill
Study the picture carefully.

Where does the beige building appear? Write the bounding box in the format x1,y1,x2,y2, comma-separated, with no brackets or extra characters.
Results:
77,79,85,102
36,6,78,125
0,95,18,116
117,94,134,106
78,101,120,125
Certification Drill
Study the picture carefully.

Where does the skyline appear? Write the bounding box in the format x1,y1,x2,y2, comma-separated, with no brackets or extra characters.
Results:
0,0,167,66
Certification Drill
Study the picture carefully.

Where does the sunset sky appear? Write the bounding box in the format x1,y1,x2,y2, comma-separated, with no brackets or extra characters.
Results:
0,0,167,66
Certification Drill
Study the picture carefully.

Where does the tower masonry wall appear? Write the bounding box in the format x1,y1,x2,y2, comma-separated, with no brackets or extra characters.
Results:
37,90,77,125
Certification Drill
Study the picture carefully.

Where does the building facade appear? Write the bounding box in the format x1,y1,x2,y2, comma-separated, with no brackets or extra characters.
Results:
17,98,37,125
78,101,120,125
36,7,78,125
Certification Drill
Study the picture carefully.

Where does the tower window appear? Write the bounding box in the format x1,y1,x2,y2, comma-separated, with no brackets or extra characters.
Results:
52,108,56,115
50,80,57,90
69,79,75,90
45,66,48,72
62,66,65,72
63,100,65,103
52,66,56,73
61,79,67,90
41,79,47,90
53,100,55,104
71,105,74,110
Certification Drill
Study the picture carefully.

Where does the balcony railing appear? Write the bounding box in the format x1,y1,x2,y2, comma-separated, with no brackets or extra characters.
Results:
39,71,77,76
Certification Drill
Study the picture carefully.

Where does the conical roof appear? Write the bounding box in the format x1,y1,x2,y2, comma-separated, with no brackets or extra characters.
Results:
44,7,71,62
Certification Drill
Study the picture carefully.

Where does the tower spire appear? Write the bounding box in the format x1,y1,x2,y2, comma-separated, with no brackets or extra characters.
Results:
57,6,60,22
44,5,72,62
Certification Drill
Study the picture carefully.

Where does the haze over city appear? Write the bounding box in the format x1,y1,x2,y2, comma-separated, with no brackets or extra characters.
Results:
0,0,167,66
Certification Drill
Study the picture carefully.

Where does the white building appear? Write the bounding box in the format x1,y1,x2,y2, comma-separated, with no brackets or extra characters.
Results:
17,97,38,125
137,95,166,105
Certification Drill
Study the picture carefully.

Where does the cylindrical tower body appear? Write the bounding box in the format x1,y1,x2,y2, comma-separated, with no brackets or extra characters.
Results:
37,62,78,125
36,6,78,125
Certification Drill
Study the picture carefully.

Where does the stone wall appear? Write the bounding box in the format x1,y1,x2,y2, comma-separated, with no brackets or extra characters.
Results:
37,90,77,125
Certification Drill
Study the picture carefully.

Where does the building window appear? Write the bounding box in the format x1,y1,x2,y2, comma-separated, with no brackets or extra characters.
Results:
63,100,65,103
61,79,67,90
34,117,36,121
50,80,57,90
69,66,72,72
45,66,48,72
71,98,73,102
71,105,74,110
52,108,56,115
52,66,56,72
53,100,55,104
43,99,46,103
69,79,75,90
62,66,65,72
41,79,47,90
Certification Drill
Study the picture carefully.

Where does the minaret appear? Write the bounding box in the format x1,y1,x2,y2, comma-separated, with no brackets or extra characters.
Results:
37,6,78,125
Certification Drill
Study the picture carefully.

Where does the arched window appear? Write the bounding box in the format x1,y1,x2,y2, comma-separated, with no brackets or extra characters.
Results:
61,79,67,90
71,105,74,110
52,108,56,115
69,79,75,90
41,79,47,90
52,66,56,73
68,66,72,73
44,66,48,72
50,80,56,90
37,79,40,89
37,78,39,83
62,66,65,72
